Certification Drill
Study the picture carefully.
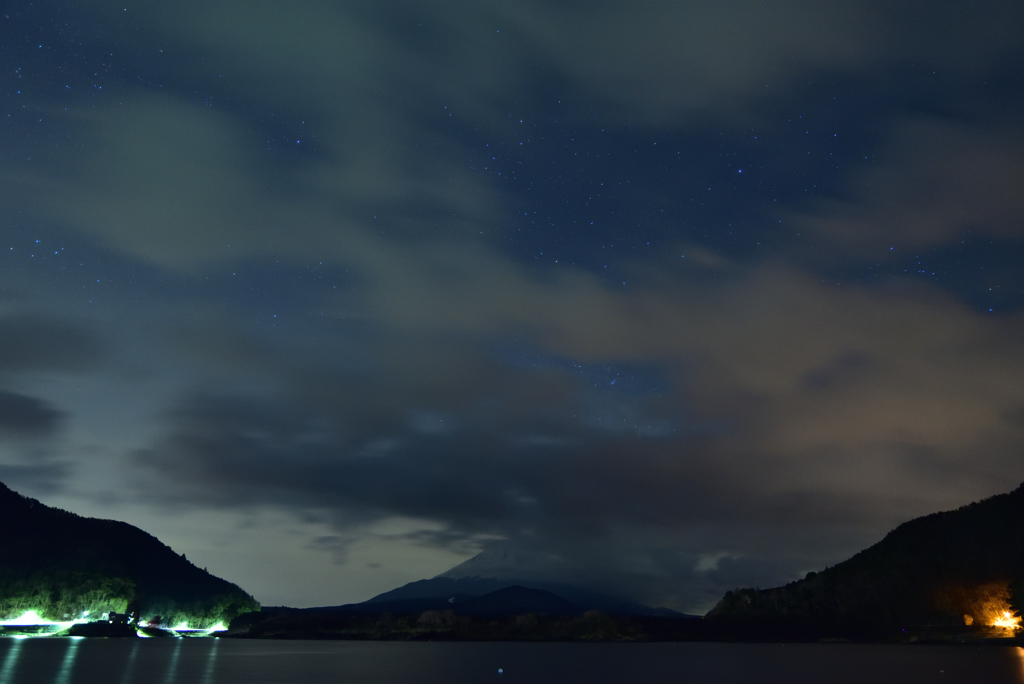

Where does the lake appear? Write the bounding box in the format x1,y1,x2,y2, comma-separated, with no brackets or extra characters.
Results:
2,637,1023,683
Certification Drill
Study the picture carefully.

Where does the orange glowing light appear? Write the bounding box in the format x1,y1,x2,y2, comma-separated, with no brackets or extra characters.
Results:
991,611,1021,631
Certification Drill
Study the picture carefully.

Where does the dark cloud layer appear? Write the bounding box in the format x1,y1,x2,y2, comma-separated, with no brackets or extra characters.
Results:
0,315,103,375
132,266,1024,604
0,463,71,495
0,315,102,493
0,390,62,437
2,0,1023,609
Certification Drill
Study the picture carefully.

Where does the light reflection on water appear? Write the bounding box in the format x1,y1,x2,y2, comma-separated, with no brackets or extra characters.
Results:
118,641,139,684
202,638,218,684
162,639,182,684
0,637,1023,684
53,639,81,684
0,637,23,684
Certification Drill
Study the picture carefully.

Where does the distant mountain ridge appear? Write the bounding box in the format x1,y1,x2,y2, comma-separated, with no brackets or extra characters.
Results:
353,550,691,618
0,480,259,628
301,585,585,618
227,485,1024,642
707,481,1024,638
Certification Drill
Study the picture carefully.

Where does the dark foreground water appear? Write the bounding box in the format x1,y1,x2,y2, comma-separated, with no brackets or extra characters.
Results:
2,637,1024,684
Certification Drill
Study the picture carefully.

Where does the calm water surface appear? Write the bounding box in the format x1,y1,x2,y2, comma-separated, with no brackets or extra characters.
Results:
1,637,1023,684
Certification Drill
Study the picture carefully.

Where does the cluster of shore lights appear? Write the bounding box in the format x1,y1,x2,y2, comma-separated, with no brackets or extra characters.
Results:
170,621,228,634
136,619,228,636
1,611,227,637
0,611,89,632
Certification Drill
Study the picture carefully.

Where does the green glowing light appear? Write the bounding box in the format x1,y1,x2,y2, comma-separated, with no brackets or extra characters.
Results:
2,611,46,626
0,611,76,627
137,618,228,636
0,610,92,635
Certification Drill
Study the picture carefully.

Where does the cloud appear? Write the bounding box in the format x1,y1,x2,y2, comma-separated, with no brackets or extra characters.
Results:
14,77,1020,606
11,0,1021,277
0,463,71,495
0,315,104,375
3,0,1022,611
132,1,1024,123
0,391,63,438
126,259,1024,608
793,118,1024,253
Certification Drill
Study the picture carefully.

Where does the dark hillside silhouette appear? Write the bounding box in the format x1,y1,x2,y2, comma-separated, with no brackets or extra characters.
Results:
0,480,258,628
707,482,1024,639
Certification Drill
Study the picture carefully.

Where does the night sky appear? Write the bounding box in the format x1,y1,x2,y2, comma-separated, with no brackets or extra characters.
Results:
2,1,1024,613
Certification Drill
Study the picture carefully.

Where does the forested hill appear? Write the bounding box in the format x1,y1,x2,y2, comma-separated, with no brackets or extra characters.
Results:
707,482,1024,639
0,480,258,628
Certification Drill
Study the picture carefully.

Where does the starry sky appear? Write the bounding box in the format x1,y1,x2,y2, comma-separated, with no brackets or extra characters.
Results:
2,0,1024,613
